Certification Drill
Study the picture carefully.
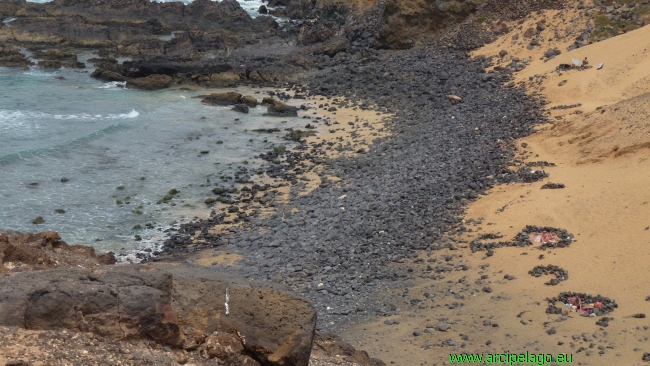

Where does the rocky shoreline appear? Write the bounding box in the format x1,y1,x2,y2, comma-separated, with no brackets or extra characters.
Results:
153,45,549,334
3,0,646,364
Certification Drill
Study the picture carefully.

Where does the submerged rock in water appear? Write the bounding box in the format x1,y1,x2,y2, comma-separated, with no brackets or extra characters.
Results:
34,49,85,68
37,60,62,69
201,92,243,106
232,103,249,113
261,96,276,106
266,100,298,117
90,68,128,82
0,46,34,68
241,95,258,107
126,74,173,90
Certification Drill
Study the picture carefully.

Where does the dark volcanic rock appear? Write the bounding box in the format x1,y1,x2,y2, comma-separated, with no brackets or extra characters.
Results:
0,231,113,273
201,92,243,106
0,262,317,366
319,36,351,57
372,0,480,49
540,182,565,189
0,265,183,346
2,0,274,54
547,292,617,316
121,59,233,78
232,103,250,113
529,265,568,285
0,46,34,68
126,74,173,90
241,95,258,107
159,264,317,366
37,60,62,69
90,68,129,82
168,47,549,332
266,100,299,117
310,333,386,365
261,96,276,106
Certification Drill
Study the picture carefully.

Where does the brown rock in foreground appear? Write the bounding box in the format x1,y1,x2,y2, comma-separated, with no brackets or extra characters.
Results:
160,264,317,366
0,262,317,365
0,231,384,365
310,333,386,366
0,265,182,346
0,231,115,273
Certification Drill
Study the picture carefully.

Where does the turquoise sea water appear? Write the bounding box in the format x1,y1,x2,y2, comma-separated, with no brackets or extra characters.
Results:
0,59,305,260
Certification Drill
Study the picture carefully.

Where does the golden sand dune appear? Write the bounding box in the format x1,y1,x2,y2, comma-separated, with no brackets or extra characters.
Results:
336,9,650,366
449,10,650,366
547,92,650,163
475,15,650,113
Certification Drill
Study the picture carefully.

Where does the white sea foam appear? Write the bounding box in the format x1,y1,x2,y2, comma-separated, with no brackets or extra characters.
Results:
113,109,140,119
0,110,43,135
22,69,55,77
0,108,139,122
2,17,16,24
0,109,48,122
97,81,127,89
114,223,174,263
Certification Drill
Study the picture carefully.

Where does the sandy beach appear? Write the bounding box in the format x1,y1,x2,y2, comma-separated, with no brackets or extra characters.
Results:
334,7,650,365
3,0,650,364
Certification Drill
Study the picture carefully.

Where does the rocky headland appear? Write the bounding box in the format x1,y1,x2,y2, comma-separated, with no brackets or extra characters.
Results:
2,0,650,364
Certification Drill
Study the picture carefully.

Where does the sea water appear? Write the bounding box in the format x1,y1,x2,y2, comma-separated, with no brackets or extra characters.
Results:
0,62,307,259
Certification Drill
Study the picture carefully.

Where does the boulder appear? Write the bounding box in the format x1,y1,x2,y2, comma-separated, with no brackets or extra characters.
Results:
37,60,62,69
122,59,233,78
258,4,268,14
261,96,276,106
0,231,112,273
90,68,128,82
160,264,317,366
298,24,336,45
248,69,265,83
241,95,258,107
320,36,350,57
201,92,243,106
0,261,318,366
232,103,249,113
126,74,173,90
372,0,479,49
0,265,183,346
207,70,241,87
33,49,85,68
32,49,77,62
266,100,298,117
310,334,386,366
87,58,122,72
0,47,34,68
